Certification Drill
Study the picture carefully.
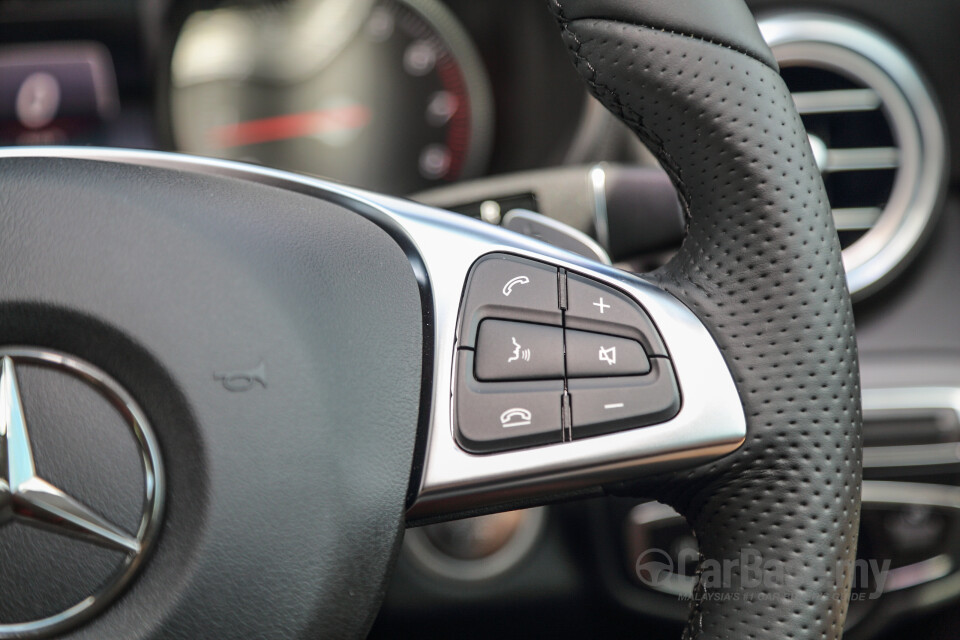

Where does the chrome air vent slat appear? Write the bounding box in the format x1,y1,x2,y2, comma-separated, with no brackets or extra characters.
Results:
759,14,948,299
793,88,881,114
824,147,900,173
832,207,883,231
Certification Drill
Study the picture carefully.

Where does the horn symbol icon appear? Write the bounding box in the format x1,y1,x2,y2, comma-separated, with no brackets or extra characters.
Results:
214,359,267,392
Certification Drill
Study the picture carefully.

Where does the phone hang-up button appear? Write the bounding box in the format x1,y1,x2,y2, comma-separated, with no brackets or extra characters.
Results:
455,351,563,454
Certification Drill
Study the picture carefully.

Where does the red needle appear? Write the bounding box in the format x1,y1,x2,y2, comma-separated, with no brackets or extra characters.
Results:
207,104,372,149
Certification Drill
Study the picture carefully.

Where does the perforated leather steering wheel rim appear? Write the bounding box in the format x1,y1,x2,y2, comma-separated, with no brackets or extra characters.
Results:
548,0,863,637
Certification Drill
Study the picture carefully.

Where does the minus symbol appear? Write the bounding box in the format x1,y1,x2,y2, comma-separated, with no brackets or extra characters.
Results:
604,402,625,410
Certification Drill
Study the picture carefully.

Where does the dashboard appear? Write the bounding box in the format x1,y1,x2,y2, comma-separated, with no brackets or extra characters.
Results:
3,0,960,638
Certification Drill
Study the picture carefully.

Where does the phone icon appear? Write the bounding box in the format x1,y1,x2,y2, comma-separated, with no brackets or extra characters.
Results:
499,407,532,428
502,275,530,297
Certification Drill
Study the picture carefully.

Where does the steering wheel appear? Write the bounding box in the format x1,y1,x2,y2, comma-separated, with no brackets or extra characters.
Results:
0,0,861,638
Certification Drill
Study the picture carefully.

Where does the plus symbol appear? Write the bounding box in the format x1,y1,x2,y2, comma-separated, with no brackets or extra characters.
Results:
593,297,610,314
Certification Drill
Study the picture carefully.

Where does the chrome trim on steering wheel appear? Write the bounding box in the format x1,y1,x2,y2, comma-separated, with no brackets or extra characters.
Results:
0,147,746,521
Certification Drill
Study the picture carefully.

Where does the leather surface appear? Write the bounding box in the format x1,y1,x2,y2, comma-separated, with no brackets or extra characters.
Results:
549,1,862,638
553,0,777,70
0,158,423,638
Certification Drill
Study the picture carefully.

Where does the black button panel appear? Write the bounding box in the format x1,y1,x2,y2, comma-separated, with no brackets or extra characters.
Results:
458,254,561,349
568,359,681,439
566,329,650,378
565,273,668,356
455,254,681,454
475,319,565,381
456,352,563,454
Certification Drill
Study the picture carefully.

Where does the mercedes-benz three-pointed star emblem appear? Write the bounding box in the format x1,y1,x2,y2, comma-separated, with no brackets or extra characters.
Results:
0,348,164,638
0,357,140,552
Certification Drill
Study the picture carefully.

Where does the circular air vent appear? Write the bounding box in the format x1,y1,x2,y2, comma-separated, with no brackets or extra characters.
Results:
759,14,947,299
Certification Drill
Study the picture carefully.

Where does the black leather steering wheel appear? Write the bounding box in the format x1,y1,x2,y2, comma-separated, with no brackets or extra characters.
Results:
549,0,863,637
0,1,860,638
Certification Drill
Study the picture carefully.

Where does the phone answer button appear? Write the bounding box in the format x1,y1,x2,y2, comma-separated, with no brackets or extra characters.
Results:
457,254,561,349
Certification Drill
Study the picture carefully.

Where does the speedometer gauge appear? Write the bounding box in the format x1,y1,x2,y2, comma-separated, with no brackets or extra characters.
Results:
167,0,493,194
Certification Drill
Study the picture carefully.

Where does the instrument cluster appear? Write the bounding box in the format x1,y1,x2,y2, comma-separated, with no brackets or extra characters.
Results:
0,0,624,195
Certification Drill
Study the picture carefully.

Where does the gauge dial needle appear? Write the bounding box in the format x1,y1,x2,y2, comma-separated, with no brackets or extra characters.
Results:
208,104,372,149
